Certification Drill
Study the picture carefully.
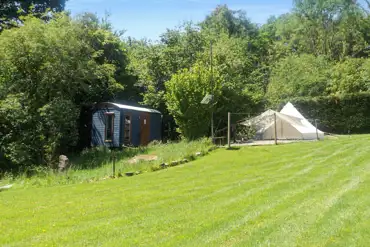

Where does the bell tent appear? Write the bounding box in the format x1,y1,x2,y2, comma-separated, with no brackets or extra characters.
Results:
240,102,324,140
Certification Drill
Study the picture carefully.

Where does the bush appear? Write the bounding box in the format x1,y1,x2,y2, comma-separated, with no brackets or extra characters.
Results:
235,125,257,140
165,62,222,140
281,93,370,134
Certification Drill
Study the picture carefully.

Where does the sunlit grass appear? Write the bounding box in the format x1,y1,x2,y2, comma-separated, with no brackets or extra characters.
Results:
0,138,213,189
1,135,370,246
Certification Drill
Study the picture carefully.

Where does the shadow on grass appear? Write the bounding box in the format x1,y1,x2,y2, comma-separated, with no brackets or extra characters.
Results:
226,147,241,151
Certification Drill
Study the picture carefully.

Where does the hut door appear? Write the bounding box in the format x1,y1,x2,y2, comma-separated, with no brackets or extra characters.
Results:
123,115,132,145
140,113,150,146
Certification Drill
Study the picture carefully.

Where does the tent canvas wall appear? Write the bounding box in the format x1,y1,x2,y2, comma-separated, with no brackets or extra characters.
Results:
280,102,324,140
240,102,324,140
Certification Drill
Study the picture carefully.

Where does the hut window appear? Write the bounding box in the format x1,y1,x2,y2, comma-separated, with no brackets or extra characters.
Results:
105,113,114,142
124,115,131,144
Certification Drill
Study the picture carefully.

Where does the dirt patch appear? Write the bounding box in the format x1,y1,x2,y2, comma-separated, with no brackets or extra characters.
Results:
129,155,158,164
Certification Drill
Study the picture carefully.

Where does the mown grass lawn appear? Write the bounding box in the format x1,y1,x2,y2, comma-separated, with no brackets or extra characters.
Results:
1,135,370,246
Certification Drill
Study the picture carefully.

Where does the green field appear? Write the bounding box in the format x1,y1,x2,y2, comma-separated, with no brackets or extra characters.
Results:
1,136,370,246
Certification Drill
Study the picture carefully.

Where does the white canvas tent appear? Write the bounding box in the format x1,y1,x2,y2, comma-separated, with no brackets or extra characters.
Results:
240,102,324,140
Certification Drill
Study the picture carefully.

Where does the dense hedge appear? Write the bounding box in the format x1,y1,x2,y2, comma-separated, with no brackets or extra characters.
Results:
280,93,370,134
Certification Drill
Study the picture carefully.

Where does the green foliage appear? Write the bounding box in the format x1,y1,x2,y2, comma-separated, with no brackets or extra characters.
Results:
127,2,370,140
235,125,257,140
0,0,67,30
200,4,258,38
267,54,331,105
165,62,222,139
328,58,370,94
210,35,265,112
284,93,370,134
0,94,38,166
289,0,367,60
129,6,268,140
127,24,207,139
128,40,168,108
0,13,129,168
39,98,80,165
129,23,205,109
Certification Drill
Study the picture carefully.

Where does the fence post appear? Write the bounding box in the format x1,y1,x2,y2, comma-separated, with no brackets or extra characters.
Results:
274,113,277,145
315,119,319,140
112,152,116,177
228,112,231,149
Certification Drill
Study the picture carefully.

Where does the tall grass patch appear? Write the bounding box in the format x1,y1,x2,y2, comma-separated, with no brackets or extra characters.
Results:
0,138,214,189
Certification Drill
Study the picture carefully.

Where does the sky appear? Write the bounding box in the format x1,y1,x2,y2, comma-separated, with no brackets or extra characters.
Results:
66,0,293,40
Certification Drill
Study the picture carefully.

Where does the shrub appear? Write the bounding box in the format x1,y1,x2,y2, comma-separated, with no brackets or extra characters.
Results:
165,62,222,140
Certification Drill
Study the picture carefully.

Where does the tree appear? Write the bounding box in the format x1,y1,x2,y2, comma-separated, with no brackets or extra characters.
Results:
130,7,267,139
328,58,370,94
202,34,265,120
128,24,206,140
266,54,331,106
164,34,265,139
200,5,258,38
0,13,128,167
74,13,139,104
165,62,222,139
129,23,206,109
128,40,169,108
290,0,367,60
0,0,67,30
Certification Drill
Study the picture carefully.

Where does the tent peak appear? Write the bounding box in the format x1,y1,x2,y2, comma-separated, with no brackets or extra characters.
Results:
280,102,305,119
